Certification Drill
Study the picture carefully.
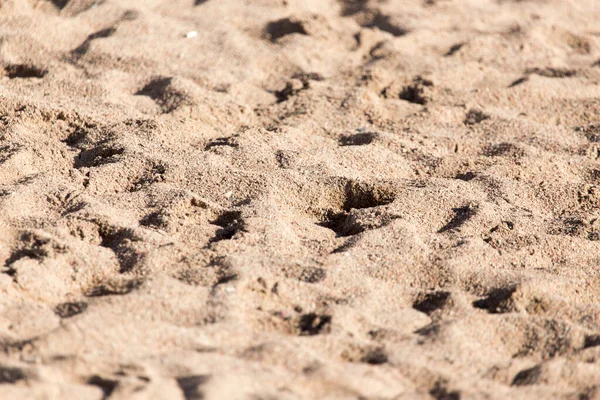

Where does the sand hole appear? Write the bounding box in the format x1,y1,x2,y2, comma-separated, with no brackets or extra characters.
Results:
32,0,107,16
176,375,210,400
438,204,478,233
341,344,388,365
398,77,432,105
525,67,577,78
511,365,541,386
210,211,244,242
338,0,368,16
204,137,237,151
140,211,168,229
339,132,376,146
136,77,189,114
3,64,48,79
297,313,331,336
343,181,395,211
464,109,489,125
85,278,143,297
4,231,61,267
484,142,525,158
318,211,353,237
62,123,96,149
129,162,166,192
298,267,326,283
266,18,307,41
87,375,118,398
364,13,408,37
455,172,476,181
273,72,321,102
472,286,518,313
317,181,395,237
413,291,451,315
74,145,125,168
430,381,460,400
445,42,465,57
54,301,88,318
584,335,600,349
51,0,69,8
72,27,117,57
0,366,26,384
508,76,528,87
97,226,141,273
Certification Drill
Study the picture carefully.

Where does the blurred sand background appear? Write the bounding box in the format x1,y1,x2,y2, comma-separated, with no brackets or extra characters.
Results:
2,0,600,398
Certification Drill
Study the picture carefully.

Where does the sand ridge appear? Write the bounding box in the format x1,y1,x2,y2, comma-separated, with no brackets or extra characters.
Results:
2,0,600,398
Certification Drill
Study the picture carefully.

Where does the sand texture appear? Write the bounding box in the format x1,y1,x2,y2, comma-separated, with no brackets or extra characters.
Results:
2,0,600,398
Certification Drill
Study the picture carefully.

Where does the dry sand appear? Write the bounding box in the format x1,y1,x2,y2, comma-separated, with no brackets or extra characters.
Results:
1,0,600,398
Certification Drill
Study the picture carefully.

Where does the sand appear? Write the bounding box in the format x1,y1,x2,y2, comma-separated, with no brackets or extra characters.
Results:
1,0,600,398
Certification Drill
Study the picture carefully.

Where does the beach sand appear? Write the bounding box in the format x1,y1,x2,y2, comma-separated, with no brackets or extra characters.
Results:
2,0,600,398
